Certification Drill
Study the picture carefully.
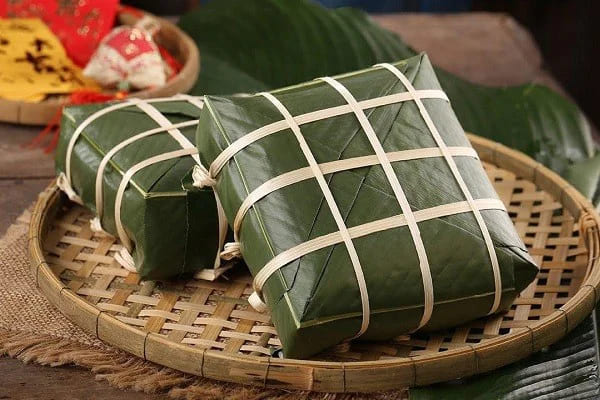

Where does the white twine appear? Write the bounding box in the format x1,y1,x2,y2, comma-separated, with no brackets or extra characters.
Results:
258,91,371,338
56,172,83,205
375,62,502,315
251,199,506,315
220,242,242,261
114,148,199,252
192,164,216,188
115,246,137,272
209,89,448,178
89,216,110,236
94,119,200,223
232,146,478,241
320,76,434,329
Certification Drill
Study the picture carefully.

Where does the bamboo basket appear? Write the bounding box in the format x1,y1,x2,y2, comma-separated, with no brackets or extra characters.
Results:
28,135,600,393
0,8,199,126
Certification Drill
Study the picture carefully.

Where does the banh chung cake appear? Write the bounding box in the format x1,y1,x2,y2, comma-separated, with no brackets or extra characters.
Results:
55,95,231,281
194,53,538,358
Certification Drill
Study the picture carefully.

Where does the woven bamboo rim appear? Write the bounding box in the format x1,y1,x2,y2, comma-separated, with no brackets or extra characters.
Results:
0,8,199,126
28,135,600,393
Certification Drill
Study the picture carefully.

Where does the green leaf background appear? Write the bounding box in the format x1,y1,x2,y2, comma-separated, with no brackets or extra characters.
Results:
180,0,599,200
179,0,600,397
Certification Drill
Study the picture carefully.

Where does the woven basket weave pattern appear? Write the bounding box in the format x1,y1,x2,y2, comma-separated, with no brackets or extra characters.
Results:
43,160,585,359
29,135,600,392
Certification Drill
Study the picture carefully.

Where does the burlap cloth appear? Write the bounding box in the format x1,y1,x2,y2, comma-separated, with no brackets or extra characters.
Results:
0,206,405,399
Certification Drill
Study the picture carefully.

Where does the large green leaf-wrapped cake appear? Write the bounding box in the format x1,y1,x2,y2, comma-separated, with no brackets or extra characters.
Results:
55,95,230,281
195,54,539,358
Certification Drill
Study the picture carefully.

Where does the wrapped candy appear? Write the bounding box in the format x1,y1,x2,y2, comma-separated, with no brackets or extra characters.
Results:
83,25,166,90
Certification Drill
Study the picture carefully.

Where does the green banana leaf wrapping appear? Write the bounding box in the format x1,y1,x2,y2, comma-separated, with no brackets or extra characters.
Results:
196,54,539,358
55,97,225,281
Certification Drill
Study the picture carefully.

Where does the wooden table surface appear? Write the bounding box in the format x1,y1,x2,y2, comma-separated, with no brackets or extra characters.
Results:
0,12,569,400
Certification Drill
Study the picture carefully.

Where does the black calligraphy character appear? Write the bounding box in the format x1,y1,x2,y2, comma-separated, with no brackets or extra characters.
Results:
15,51,51,73
0,36,8,55
31,38,52,52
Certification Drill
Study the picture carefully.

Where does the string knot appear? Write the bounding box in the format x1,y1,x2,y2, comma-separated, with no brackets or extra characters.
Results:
89,216,110,236
248,291,268,313
115,246,136,272
56,172,84,205
220,241,241,261
192,165,216,188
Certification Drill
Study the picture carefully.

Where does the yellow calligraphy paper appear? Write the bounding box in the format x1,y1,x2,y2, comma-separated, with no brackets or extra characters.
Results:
0,18,99,102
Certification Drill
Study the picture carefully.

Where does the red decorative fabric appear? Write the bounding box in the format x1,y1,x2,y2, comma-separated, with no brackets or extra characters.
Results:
0,0,120,66
105,26,154,61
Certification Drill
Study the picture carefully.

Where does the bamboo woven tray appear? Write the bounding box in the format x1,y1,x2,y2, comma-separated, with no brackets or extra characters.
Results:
28,135,600,393
0,8,199,126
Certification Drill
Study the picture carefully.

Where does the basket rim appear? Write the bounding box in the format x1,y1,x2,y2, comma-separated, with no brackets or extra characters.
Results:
28,134,600,392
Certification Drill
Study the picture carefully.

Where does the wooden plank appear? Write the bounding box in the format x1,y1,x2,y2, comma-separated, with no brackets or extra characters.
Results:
0,123,55,179
0,357,168,400
0,179,50,236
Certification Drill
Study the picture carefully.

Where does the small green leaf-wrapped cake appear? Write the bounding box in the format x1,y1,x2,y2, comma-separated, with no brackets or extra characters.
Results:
55,95,230,281
195,53,538,358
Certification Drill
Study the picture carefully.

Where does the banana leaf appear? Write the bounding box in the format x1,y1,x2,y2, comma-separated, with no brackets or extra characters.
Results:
179,0,600,202
196,54,538,358
410,314,600,399
55,99,224,281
